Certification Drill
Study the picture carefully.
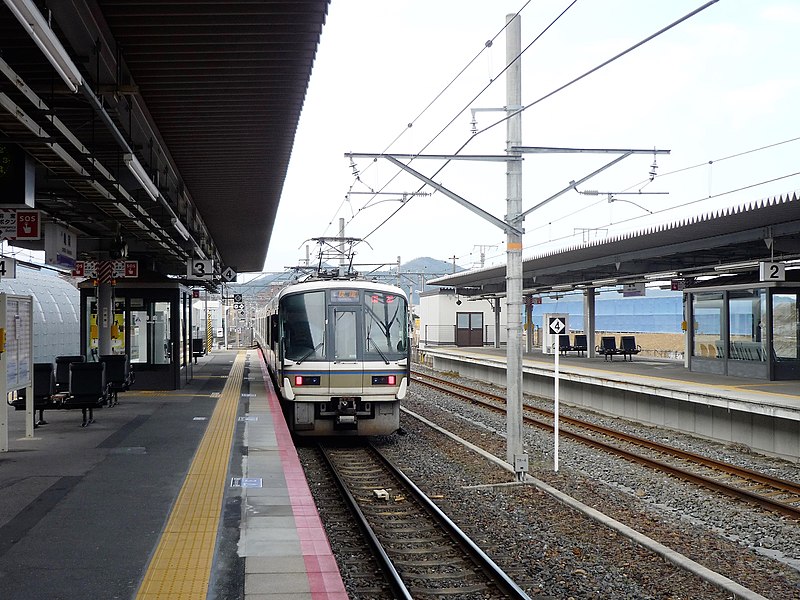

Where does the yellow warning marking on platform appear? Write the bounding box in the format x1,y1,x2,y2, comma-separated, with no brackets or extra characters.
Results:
137,391,218,398
135,351,246,600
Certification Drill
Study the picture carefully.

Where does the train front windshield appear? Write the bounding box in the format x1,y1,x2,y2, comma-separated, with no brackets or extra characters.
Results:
281,291,326,361
364,290,408,360
280,288,408,362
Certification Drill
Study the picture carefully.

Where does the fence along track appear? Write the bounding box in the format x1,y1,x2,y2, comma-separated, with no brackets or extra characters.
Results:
412,370,800,520
319,442,531,599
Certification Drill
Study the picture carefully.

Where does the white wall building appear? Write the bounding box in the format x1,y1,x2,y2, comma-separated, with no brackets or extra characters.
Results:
418,288,508,348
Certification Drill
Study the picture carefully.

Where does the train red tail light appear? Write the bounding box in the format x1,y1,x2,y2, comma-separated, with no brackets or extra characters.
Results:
371,375,397,385
294,375,320,386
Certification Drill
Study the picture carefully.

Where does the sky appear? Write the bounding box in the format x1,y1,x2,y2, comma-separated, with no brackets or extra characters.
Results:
263,0,800,278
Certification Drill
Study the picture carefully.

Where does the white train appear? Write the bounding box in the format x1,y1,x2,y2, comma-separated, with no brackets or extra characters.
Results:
255,277,410,436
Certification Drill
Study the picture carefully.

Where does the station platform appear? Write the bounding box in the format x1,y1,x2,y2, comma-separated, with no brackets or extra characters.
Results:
419,346,800,461
0,348,347,600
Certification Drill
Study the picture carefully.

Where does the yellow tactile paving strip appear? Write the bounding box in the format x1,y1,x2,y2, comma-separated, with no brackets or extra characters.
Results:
135,351,246,600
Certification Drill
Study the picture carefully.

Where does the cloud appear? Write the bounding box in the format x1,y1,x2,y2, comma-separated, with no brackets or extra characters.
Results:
760,4,800,24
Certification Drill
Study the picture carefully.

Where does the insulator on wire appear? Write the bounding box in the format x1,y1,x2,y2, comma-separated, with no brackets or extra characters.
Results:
649,153,658,181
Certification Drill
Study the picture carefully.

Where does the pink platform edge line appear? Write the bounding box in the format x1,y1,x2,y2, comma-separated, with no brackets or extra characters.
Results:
257,351,348,598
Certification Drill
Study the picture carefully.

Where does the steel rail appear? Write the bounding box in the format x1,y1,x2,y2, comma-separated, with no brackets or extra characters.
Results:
412,371,800,520
317,444,412,600
320,442,531,599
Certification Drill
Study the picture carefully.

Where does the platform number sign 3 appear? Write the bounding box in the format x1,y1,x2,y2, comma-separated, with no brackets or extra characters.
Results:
188,259,213,280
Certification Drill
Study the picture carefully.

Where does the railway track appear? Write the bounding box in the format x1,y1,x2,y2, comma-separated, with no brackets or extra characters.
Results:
318,442,531,599
411,370,800,520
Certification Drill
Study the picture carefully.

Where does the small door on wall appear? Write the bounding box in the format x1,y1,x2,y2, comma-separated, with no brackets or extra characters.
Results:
456,312,483,347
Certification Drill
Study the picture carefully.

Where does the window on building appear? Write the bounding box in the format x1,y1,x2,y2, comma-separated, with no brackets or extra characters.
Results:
693,292,724,358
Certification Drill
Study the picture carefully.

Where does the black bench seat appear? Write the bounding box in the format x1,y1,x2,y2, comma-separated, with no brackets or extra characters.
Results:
63,362,110,426
99,354,135,406
7,362,57,426
559,334,588,357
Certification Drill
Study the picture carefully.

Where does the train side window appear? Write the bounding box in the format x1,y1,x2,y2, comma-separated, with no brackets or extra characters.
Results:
269,314,279,347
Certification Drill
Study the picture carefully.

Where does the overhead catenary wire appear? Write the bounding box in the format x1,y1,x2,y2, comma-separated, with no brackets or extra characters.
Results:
357,0,580,244
323,0,534,236
357,0,719,246
511,169,800,261
515,135,800,244
623,134,800,193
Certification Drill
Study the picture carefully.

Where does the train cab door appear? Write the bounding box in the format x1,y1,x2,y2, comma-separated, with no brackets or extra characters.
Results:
329,304,364,398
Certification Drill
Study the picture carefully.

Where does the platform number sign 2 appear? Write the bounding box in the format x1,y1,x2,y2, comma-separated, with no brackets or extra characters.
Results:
759,261,785,282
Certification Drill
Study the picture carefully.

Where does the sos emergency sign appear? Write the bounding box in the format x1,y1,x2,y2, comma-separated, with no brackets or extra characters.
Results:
0,209,41,240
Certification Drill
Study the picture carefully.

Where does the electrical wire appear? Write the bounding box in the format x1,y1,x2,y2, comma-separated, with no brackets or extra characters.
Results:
621,134,800,192
358,0,718,246
323,0,534,235
519,169,800,256
473,0,720,138
357,0,579,244
520,134,800,240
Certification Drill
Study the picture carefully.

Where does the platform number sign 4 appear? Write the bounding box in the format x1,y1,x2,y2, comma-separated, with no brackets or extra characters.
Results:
548,317,565,335
0,256,16,279
759,261,785,282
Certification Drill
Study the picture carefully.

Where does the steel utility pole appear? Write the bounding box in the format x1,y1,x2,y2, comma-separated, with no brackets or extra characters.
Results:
505,13,527,479
345,12,669,481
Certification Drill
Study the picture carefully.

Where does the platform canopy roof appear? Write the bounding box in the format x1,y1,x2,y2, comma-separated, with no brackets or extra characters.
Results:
429,192,800,297
0,0,330,277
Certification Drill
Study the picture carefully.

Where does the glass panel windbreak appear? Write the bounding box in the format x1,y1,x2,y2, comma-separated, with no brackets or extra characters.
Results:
364,290,408,360
152,302,171,365
729,289,767,361
773,293,798,360
130,308,147,363
129,301,171,364
693,292,724,358
281,291,326,361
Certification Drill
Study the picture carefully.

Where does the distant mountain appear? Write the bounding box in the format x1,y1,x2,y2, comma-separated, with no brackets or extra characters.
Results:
400,256,462,277
229,257,464,305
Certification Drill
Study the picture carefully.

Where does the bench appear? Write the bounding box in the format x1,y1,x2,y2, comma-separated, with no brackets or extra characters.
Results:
596,336,642,361
192,338,205,363
619,335,641,361
7,362,57,426
99,354,135,406
596,336,623,361
63,362,110,427
559,334,587,357
55,354,86,394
